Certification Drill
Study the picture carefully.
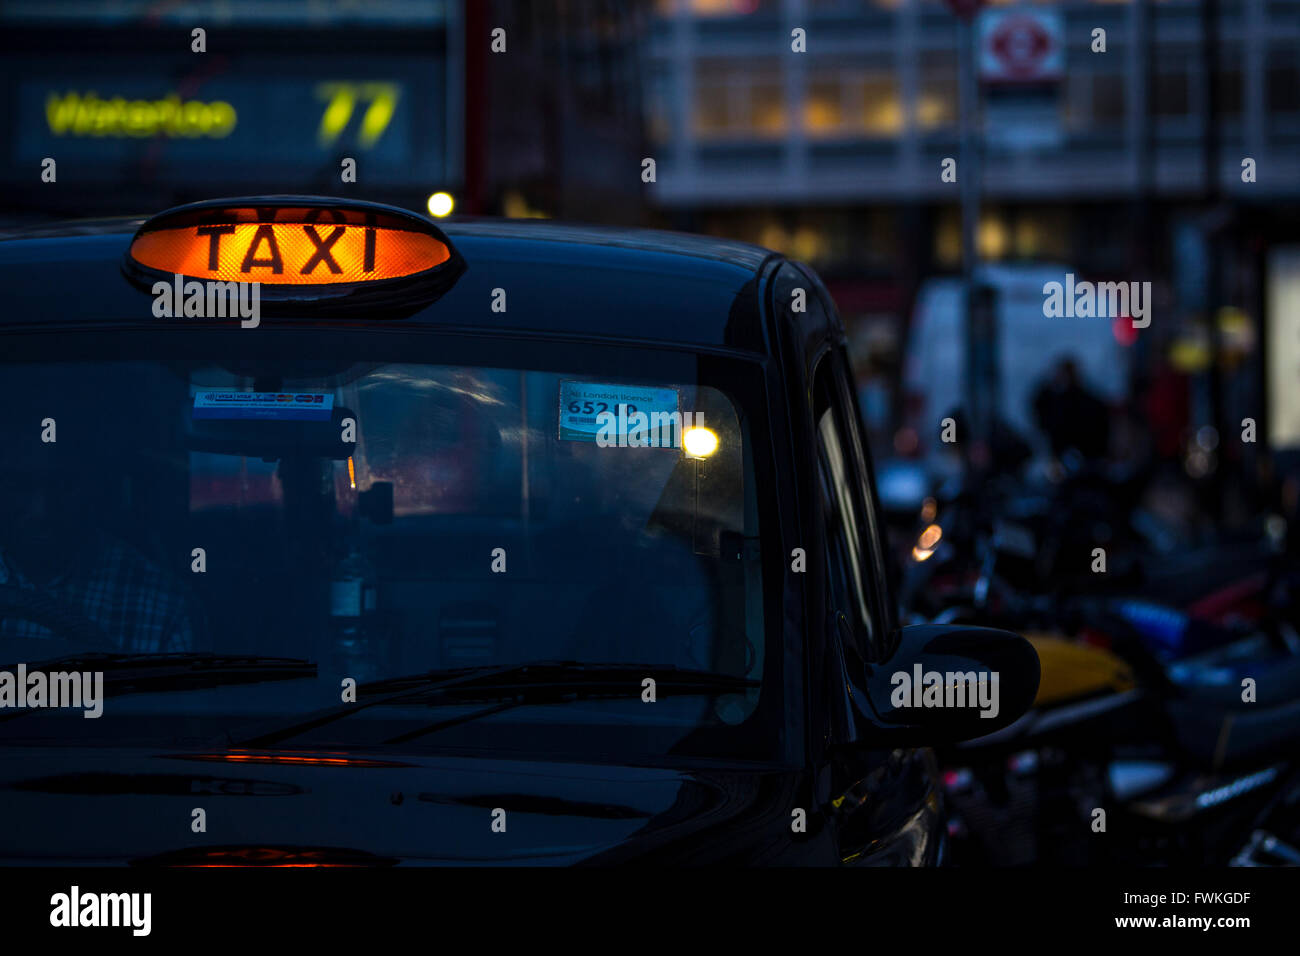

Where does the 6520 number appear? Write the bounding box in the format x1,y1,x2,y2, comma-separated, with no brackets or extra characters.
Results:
567,401,638,416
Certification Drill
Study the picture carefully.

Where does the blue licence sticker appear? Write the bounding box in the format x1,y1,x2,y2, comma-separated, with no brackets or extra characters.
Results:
558,381,681,445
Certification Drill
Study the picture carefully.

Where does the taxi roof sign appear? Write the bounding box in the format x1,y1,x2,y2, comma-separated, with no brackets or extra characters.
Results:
123,196,465,315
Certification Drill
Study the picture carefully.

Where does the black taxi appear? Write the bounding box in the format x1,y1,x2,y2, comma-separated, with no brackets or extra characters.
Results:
0,197,1038,866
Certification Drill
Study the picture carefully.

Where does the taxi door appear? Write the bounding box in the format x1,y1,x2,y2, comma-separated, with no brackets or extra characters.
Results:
789,267,945,866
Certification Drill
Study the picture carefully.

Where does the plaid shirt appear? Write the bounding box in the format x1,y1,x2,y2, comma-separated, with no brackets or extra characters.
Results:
0,536,195,653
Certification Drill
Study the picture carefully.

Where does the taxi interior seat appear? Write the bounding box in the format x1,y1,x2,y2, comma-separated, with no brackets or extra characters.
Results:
181,503,315,658
369,518,582,674
543,519,729,669
366,514,728,675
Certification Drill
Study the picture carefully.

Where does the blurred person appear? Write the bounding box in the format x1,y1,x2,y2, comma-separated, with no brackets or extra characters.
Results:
0,469,197,653
1032,357,1111,462
849,319,900,453
0,393,198,653
549,404,742,676
941,406,1034,478
1143,352,1191,464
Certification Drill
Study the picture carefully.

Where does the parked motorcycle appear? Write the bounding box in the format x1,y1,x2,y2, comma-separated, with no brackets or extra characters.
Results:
900,462,1300,865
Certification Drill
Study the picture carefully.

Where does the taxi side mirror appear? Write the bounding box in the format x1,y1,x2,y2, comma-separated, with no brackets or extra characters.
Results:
862,625,1040,745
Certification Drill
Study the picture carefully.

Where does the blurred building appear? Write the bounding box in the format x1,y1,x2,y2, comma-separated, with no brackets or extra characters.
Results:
471,0,652,222
644,0,1299,272
0,0,651,226
643,0,1300,473
0,0,464,219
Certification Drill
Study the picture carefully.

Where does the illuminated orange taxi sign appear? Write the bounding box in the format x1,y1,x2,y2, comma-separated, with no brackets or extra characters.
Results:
123,197,465,314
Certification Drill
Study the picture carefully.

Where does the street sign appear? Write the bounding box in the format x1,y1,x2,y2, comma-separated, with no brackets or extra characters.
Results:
978,8,1064,150
978,8,1063,84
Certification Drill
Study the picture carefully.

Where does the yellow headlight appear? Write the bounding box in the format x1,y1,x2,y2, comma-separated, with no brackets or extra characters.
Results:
683,426,719,459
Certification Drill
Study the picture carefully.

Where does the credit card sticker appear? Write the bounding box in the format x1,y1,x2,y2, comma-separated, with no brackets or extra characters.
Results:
193,390,335,421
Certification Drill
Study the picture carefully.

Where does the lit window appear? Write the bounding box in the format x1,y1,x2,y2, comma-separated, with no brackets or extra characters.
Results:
690,0,769,16
806,78,845,134
978,214,1008,261
694,81,732,134
918,61,958,129
861,76,902,134
750,80,787,135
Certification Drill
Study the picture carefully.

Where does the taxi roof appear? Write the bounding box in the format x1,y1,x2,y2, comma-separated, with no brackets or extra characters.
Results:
0,215,780,352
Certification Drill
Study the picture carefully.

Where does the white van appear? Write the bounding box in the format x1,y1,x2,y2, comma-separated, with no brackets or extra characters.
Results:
902,263,1130,468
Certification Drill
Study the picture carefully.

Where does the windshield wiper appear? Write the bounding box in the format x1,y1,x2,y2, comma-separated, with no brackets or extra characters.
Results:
234,661,760,749
9,651,314,672
378,661,762,745
0,653,317,720
362,660,758,697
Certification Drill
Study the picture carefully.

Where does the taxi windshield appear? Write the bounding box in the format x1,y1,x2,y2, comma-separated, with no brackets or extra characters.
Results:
0,340,775,761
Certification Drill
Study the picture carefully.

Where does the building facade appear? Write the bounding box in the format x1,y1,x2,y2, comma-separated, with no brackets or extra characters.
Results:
644,0,1299,275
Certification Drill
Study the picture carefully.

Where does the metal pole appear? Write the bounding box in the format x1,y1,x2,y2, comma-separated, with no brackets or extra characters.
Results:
1202,0,1225,517
462,0,486,214
1131,0,1152,273
958,14,987,458
1129,0,1153,408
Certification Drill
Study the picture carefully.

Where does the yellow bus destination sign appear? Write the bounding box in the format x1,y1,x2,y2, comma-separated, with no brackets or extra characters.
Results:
7,53,453,189
46,91,237,139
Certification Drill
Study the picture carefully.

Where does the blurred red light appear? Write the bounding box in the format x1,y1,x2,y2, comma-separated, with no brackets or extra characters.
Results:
1113,314,1139,346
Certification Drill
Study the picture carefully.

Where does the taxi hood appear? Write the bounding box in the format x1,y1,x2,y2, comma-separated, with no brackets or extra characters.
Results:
0,746,800,866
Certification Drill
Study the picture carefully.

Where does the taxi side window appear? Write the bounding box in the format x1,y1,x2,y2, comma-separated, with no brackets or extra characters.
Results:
813,356,880,664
